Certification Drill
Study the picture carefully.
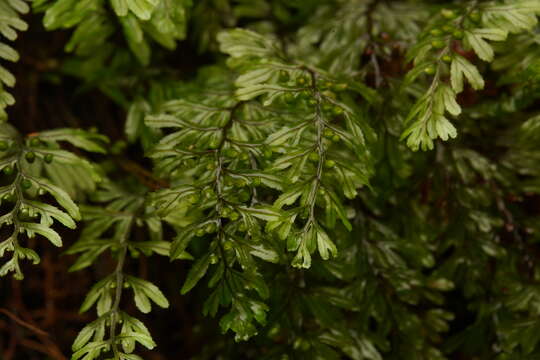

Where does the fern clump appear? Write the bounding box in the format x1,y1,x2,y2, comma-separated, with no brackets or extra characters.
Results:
2,1,540,359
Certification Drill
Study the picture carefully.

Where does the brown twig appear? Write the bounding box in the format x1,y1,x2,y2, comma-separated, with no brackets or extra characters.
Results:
0,308,49,338
116,157,170,190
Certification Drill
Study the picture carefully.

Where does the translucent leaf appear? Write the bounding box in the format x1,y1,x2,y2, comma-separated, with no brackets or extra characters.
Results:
316,226,338,260
218,28,281,59
127,276,170,313
67,240,112,272
79,277,113,313
38,128,109,153
119,15,150,65
239,205,282,222
248,243,280,263
0,43,18,62
464,29,507,62
170,227,196,260
38,178,81,220
126,0,159,21
439,85,461,116
71,340,109,360
111,0,129,16
25,200,76,229
180,253,211,294
22,222,62,247
450,55,484,93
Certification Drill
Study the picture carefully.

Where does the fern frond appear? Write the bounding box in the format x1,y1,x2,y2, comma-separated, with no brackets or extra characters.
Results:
0,0,29,120
0,123,105,278
69,180,169,359
401,1,540,151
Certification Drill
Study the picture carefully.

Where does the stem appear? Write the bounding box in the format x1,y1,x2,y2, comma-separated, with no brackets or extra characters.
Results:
212,102,246,293
365,0,383,87
303,68,326,228
109,217,133,358
213,103,245,254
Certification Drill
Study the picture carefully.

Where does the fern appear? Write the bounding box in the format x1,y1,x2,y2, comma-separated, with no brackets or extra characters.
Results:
220,28,379,267
2,0,540,359
145,69,281,340
68,180,170,360
402,1,540,151
39,0,191,65
0,124,105,278
0,0,29,120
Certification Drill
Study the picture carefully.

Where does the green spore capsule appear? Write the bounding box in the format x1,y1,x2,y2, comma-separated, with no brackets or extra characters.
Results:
442,25,454,34
319,81,333,90
29,138,41,147
21,179,32,189
452,30,464,39
332,106,344,116
469,10,481,23
44,154,54,164
296,75,310,87
196,228,206,237
324,159,336,168
441,9,457,19
2,165,14,175
309,152,319,162
424,65,436,75
25,151,36,163
431,40,445,49
323,128,335,138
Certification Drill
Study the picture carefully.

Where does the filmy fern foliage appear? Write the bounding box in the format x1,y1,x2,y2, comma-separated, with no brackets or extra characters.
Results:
36,0,191,66
68,180,171,359
0,0,29,120
2,0,540,359
0,124,105,279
